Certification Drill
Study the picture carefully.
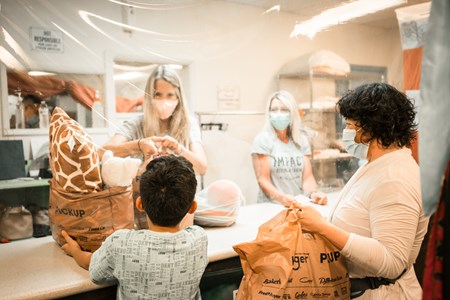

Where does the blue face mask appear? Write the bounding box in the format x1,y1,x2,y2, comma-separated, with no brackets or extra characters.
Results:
342,128,368,160
270,112,291,131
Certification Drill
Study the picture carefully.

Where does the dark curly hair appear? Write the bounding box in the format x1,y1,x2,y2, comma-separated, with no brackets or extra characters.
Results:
337,82,417,148
139,155,197,227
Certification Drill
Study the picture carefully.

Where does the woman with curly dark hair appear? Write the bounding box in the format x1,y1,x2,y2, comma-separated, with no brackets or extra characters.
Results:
292,83,429,299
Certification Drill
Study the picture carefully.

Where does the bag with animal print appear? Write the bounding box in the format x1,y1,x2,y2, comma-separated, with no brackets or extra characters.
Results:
48,179,134,252
232,208,350,300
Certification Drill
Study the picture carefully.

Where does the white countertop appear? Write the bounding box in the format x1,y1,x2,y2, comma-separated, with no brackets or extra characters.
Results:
0,192,339,300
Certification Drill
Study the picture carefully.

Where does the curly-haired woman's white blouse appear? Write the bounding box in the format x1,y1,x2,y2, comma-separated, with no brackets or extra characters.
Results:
329,148,429,299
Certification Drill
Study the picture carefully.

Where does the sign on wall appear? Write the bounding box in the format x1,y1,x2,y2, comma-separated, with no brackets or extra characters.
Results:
30,27,64,53
217,85,240,110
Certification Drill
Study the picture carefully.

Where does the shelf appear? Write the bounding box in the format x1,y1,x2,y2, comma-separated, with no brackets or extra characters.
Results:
0,178,49,190
277,73,349,80
195,111,264,116
313,154,353,161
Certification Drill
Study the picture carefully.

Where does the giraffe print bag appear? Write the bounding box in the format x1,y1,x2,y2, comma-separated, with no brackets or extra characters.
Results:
48,107,102,193
48,107,134,252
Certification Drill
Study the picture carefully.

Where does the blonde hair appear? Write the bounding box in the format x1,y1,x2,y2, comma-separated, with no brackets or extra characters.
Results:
143,65,190,147
264,90,302,147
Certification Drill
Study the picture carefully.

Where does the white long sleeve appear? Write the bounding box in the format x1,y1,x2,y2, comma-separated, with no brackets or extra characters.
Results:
330,148,429,299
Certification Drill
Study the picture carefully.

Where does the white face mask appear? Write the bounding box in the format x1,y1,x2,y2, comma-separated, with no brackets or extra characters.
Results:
342,128,369,160
153,99,178,120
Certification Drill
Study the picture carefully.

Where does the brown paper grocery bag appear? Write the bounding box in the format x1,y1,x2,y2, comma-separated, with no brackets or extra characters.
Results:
233,208,350,300
48,179,134,252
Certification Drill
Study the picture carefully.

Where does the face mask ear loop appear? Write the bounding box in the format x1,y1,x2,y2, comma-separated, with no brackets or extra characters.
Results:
363,133,373,147
356,126,371,146
362,138,371,147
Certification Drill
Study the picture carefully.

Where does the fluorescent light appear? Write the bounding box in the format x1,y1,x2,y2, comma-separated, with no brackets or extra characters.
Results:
113,63,156,72
263,5,280,15
28,71,57,76
114,71,149,81
290,0,407,38
112,64,182,80
166,64,183,70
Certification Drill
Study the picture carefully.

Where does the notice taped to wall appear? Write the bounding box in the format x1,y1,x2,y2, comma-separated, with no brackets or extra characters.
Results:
218,85,240,110
30,27,64,53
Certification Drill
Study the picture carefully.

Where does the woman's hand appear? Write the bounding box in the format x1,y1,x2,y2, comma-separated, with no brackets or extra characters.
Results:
139,137,159,159
291,202,349,250
291,203,327,234
143,136,207,175
152,136,181,154
280,194,296,207
310,191,328,205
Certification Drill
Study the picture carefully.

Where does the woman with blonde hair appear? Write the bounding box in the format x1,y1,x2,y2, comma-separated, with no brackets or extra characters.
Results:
103,65,207,175
251,90,327,206
105,65,243,228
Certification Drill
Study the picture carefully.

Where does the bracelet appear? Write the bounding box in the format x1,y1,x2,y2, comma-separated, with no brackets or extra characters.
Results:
307,191,322,198
137,139,142,152
305,191,316,198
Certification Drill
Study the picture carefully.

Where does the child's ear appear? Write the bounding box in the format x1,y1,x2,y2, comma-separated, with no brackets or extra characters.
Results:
136,196,145,212
188,200,197,214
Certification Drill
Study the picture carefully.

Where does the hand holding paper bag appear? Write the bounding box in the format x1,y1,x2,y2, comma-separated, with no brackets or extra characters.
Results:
233,208,350,300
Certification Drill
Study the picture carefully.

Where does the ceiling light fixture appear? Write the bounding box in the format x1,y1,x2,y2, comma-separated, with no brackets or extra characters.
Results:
113,63,156,72
290,0,407,39
166,64,183,70
262,5,280,15
28,71,57,76
113,71,148,81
